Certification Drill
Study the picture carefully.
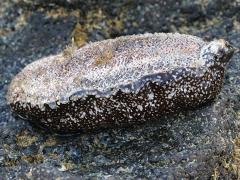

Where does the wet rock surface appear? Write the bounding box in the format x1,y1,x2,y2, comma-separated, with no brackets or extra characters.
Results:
0,0,240,179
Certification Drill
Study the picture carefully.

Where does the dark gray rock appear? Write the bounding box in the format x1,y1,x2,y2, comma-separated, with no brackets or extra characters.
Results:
0,0,239,179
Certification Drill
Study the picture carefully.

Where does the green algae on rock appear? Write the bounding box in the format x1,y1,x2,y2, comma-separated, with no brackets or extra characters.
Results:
6,33,234,133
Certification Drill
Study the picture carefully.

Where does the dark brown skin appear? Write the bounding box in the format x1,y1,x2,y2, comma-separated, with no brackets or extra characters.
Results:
10,66,226,134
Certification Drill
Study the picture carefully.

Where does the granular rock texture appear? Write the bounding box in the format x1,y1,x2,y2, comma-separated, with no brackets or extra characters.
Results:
7,33,233,133
1,0,240,179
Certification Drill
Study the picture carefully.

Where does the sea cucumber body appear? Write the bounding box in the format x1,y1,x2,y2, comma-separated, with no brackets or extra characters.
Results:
11,67,224,133
7,33,233,133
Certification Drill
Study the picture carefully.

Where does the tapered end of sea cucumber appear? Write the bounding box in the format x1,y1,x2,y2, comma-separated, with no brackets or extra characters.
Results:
200,39,234,65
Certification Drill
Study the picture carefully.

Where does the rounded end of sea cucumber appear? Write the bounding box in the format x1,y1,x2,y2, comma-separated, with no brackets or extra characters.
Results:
201,39,234,65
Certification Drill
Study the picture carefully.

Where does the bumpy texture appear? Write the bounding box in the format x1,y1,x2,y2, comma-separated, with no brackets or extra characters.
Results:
7,33,233,133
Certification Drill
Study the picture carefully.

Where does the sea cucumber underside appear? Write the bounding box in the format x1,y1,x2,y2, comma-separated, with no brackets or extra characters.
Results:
7,33,234,133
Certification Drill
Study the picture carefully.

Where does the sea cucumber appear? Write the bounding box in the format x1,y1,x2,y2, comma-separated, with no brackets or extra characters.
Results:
6,33,234,133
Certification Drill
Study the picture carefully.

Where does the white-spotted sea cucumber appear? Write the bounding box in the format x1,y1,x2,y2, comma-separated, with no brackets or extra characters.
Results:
7,33,234,133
